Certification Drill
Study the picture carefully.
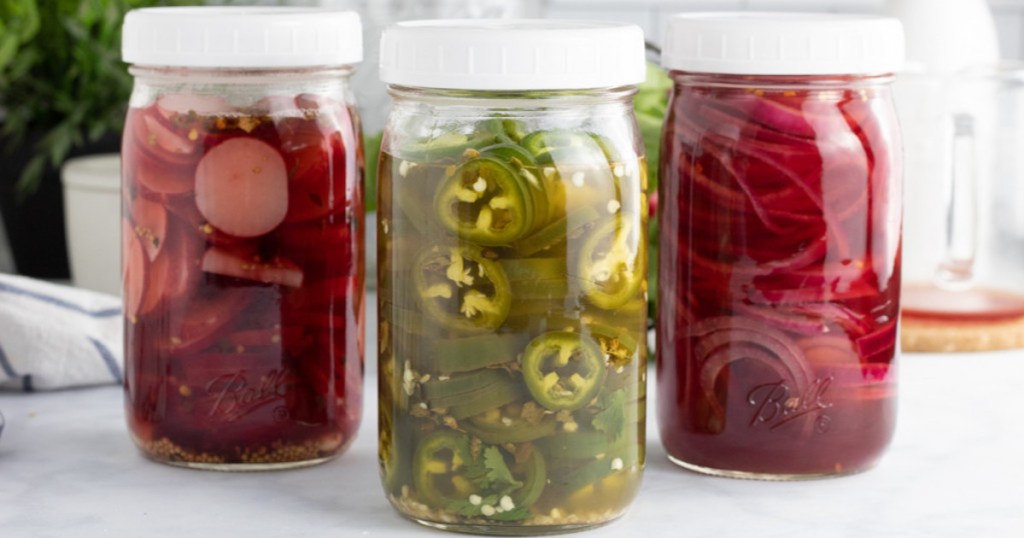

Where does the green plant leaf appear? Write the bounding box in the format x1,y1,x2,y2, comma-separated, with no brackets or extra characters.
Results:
592,389,627,440
0,0,191,200
482,446,521,491
15,155,46,202
0,0,40,70
464,446,522,492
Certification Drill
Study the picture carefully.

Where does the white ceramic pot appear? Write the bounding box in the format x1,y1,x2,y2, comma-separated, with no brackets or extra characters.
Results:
61,154,121,295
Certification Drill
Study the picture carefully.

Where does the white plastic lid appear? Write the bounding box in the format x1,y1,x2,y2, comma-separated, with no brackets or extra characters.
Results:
662,12,905,76
379,20,646,90
122,7,362,68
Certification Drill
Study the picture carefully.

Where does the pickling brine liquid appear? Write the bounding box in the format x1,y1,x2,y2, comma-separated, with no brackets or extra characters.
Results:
657,75,901,478
122,93,364,468
378,119,647,531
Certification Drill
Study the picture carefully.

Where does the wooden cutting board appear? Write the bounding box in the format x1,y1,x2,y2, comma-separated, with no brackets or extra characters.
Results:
901,284,1024,352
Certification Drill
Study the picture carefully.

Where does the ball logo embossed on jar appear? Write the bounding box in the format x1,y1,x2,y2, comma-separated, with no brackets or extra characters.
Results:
745,376,834,432
203,368,296,423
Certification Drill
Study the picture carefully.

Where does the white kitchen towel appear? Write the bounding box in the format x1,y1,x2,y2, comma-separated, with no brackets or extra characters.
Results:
0,273,123,391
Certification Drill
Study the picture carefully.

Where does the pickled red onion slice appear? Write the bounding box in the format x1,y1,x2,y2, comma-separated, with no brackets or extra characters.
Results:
690,316,814,417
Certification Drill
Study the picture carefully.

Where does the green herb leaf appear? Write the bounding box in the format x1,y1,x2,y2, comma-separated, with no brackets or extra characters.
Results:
592,389,627,440
482,446,521,491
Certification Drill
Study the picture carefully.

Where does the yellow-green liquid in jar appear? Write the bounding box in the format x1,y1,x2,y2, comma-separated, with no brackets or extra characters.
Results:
378,120,646,532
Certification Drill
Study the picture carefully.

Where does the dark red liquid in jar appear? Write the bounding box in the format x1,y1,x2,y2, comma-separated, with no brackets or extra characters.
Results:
656,75,901,477
122,93,364,466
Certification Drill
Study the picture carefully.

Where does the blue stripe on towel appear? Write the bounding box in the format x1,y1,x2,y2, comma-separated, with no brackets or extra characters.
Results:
88,337,123,383
22,374,34,392
0,280,121,318
0,343,17,379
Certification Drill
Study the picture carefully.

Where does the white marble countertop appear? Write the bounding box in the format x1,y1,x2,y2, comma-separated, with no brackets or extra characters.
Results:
1,334,1023,536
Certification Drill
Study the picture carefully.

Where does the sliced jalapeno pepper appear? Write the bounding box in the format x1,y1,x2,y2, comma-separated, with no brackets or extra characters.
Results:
476,119,514,143
413,431,548,511
511,206,601,257
521,331,606,411
589,133,621,163
535,431,629,462
427,333,528,374
413,431,478,508
422,368,512,408
463,402,558,444
576,216,645,310
512,449,546,508
499,257,570,300
394,162,447,236
401,121,507,162
479,143,537,166
400,132,479,162
521,130,608,165
462,416,558,444
498,257,566,281
381,411,414,493
421,368,526,419
414,244,511,332
500,118,528,143
448,378,526,420
382,300,431,336
434,157,538,246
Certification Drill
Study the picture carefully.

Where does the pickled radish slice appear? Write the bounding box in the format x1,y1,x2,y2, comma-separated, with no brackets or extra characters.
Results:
141,114,196,157
131,152,194,195
129,197,168,261
163,191,205,227
201,246,304,288
139,218,202,315
123,219,147,319
195,137,289,237
157,94,232,120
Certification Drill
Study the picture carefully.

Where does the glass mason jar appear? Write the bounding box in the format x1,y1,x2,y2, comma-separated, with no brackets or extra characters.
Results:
656,13,905,479
899,65,1024,351
377,21,647,533
120,8,365,470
